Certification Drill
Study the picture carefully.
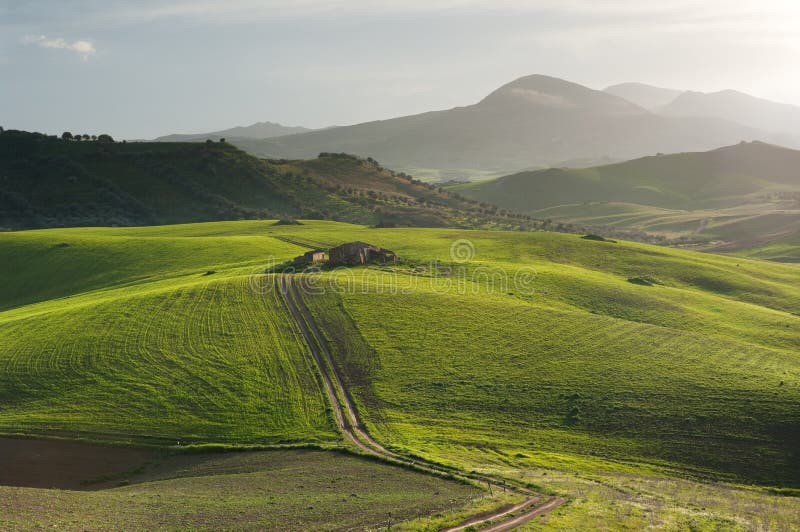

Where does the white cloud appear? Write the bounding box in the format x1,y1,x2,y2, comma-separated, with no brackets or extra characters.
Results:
23,35,96,59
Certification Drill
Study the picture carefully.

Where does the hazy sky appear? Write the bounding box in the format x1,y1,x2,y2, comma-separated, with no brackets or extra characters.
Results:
2,0,799,139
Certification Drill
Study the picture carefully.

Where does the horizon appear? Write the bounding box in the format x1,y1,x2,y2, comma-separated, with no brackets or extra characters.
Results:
2,0,800,139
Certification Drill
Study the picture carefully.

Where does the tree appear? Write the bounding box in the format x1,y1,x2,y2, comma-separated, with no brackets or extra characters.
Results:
91,135,97,141
97,134,114,143
61,132,73,141
82,134,90,141
219,137,226,143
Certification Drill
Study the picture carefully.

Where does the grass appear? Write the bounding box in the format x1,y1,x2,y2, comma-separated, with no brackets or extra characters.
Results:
0,449,488,531
0,226,334,444
0,275,336,444
1,219,798,528
315,279,799,485
437,448,800,530
736,230,800,262
277,226,800,488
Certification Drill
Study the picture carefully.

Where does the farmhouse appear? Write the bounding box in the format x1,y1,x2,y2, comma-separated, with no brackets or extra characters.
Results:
328,242,397,266
291,249,326,266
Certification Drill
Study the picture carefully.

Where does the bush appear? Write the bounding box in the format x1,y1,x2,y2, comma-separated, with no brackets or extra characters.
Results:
582,234,616,243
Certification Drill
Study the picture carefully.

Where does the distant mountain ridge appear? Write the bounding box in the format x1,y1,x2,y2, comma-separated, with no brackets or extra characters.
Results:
604,82,683,110
605,83,800,147
235,74,767,177
155,121,312,142
658,90,800,147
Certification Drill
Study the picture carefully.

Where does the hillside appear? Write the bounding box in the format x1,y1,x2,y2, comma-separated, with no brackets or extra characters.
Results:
454,142,800,255
154,121,311,142
0,129,535,230
0,220,798,528
236,74,766,177
457,141,800,211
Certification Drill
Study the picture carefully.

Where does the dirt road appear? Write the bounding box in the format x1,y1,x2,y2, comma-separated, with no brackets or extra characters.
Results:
278,274,565,531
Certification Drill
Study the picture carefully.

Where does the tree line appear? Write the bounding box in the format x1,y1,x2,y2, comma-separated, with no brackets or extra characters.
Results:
60,132,115,143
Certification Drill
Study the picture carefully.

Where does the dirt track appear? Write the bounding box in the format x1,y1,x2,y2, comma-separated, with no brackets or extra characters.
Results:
279,274,565,531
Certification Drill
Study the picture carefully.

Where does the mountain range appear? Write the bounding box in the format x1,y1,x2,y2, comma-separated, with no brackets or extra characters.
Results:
149,75,800,180
658,90,800,146
606,83,800,146
224,75,799,178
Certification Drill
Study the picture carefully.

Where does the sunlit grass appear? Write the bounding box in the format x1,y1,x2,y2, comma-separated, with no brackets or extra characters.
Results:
1,220,798,528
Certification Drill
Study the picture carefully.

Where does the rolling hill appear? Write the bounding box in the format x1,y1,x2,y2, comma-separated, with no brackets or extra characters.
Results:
456,141,800,211
0,129,536,231
454,141,800,257
0,220,798,528
154,120,312,142
235,74,767,177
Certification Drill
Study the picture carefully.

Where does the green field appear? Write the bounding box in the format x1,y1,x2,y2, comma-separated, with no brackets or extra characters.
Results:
293,228,799,485
1,220,798,528
0,225,335,443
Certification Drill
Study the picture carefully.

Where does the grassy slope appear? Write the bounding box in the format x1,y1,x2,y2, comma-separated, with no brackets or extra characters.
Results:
295,227,800,527
0,226,335,444
0,449,486,531
296,228,800,486
1,220,798,527
736,230,800,262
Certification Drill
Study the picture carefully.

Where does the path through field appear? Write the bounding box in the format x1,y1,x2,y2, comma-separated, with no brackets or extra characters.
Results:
278,274,565,531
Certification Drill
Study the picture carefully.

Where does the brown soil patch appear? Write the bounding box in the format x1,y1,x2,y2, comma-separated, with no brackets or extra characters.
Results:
0,437,156,490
